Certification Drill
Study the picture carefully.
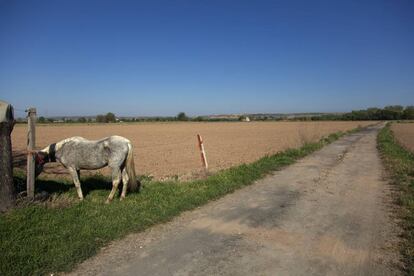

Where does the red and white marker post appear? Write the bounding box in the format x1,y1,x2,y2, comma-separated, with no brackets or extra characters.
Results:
197,134,208,171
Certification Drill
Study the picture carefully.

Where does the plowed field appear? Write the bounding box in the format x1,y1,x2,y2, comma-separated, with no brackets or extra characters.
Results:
391,122,414,153
12,121,374,180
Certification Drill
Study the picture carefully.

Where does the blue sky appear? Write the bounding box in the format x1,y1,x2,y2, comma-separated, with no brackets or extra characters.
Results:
1,0,413,117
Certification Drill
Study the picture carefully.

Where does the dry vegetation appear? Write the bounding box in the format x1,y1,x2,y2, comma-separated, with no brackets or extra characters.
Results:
379,124,414,273
391,123,414,153
12,121,374,179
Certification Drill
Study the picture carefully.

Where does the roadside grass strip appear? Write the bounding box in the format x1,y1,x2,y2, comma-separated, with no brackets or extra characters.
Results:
1,129,353,275
378,123,414,274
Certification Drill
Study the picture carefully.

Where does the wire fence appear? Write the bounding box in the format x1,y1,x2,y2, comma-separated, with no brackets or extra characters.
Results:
12,106,28,118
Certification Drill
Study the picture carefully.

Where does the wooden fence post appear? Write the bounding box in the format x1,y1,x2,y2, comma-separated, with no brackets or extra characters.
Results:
197,134,208,171
0,101,16,212
26,108,36,199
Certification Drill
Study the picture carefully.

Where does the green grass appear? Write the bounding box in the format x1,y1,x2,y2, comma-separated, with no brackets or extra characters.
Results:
1,129,355,275
377,123,414,274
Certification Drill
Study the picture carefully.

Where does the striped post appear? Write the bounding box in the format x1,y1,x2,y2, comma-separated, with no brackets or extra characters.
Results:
197,134,208,170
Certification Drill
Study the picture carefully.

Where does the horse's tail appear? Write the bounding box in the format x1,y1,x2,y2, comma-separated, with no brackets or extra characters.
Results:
126,143,140,192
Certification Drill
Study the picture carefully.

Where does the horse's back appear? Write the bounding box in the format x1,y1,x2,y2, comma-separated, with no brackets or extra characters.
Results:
106,135,131,144
59,136,130,146
56,136,130,169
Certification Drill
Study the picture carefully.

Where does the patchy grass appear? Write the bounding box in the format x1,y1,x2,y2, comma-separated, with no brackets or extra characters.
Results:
1,128,358,275
378,123,414,274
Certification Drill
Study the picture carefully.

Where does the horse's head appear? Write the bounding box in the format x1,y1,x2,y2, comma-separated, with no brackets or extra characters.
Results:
35,151,48,177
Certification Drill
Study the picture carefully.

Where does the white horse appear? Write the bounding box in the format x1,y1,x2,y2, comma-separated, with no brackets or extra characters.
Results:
35,136,140,203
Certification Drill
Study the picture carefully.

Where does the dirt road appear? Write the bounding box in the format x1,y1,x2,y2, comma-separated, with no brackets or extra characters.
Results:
69,124,401,275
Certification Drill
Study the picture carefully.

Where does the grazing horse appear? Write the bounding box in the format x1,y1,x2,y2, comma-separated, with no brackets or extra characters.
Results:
35,136,140,203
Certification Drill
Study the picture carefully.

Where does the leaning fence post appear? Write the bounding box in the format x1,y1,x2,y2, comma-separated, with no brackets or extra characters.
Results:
26,108,36,199
197,134,208,171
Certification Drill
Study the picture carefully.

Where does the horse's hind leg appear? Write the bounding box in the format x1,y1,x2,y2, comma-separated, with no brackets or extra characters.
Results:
68,167,84,200
120,168,129,200
106,167,121,203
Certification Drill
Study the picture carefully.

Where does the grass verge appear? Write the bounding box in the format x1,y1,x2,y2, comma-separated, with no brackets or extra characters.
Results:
378,123,414,274
1,128,357,275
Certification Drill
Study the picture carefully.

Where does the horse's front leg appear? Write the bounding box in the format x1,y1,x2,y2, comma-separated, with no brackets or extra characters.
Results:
68,167,84,200
106,167,121,204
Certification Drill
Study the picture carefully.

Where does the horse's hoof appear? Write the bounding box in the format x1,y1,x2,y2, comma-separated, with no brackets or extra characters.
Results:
120,196,125,201
105,199,111,204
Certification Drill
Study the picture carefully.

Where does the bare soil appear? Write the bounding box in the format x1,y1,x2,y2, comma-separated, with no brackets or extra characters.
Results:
391,122,414,153
67,124,401,275
12,121,373,180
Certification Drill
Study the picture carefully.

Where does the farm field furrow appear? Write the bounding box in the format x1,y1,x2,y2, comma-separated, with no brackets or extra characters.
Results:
12,121,374,179
391,123,414,153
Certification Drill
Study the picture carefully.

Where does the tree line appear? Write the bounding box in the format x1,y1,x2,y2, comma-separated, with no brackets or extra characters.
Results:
23,106,414,124
33,112,192,124
309,105,414,121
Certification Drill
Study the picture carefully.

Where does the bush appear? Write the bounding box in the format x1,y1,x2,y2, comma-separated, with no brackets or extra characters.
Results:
177,112,188,121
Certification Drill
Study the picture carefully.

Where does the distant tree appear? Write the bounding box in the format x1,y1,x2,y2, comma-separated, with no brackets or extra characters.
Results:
38,116,46,123
105,112,116,123
380,109,400,120
384,105,404,112
403,106,414,120
78,117,87,123
383,105,403,120
96,114,105,123
193,116,205,121
366,108,381,120
177,112,188,121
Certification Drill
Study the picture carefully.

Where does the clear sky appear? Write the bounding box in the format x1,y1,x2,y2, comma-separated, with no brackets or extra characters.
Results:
1,0,413,117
